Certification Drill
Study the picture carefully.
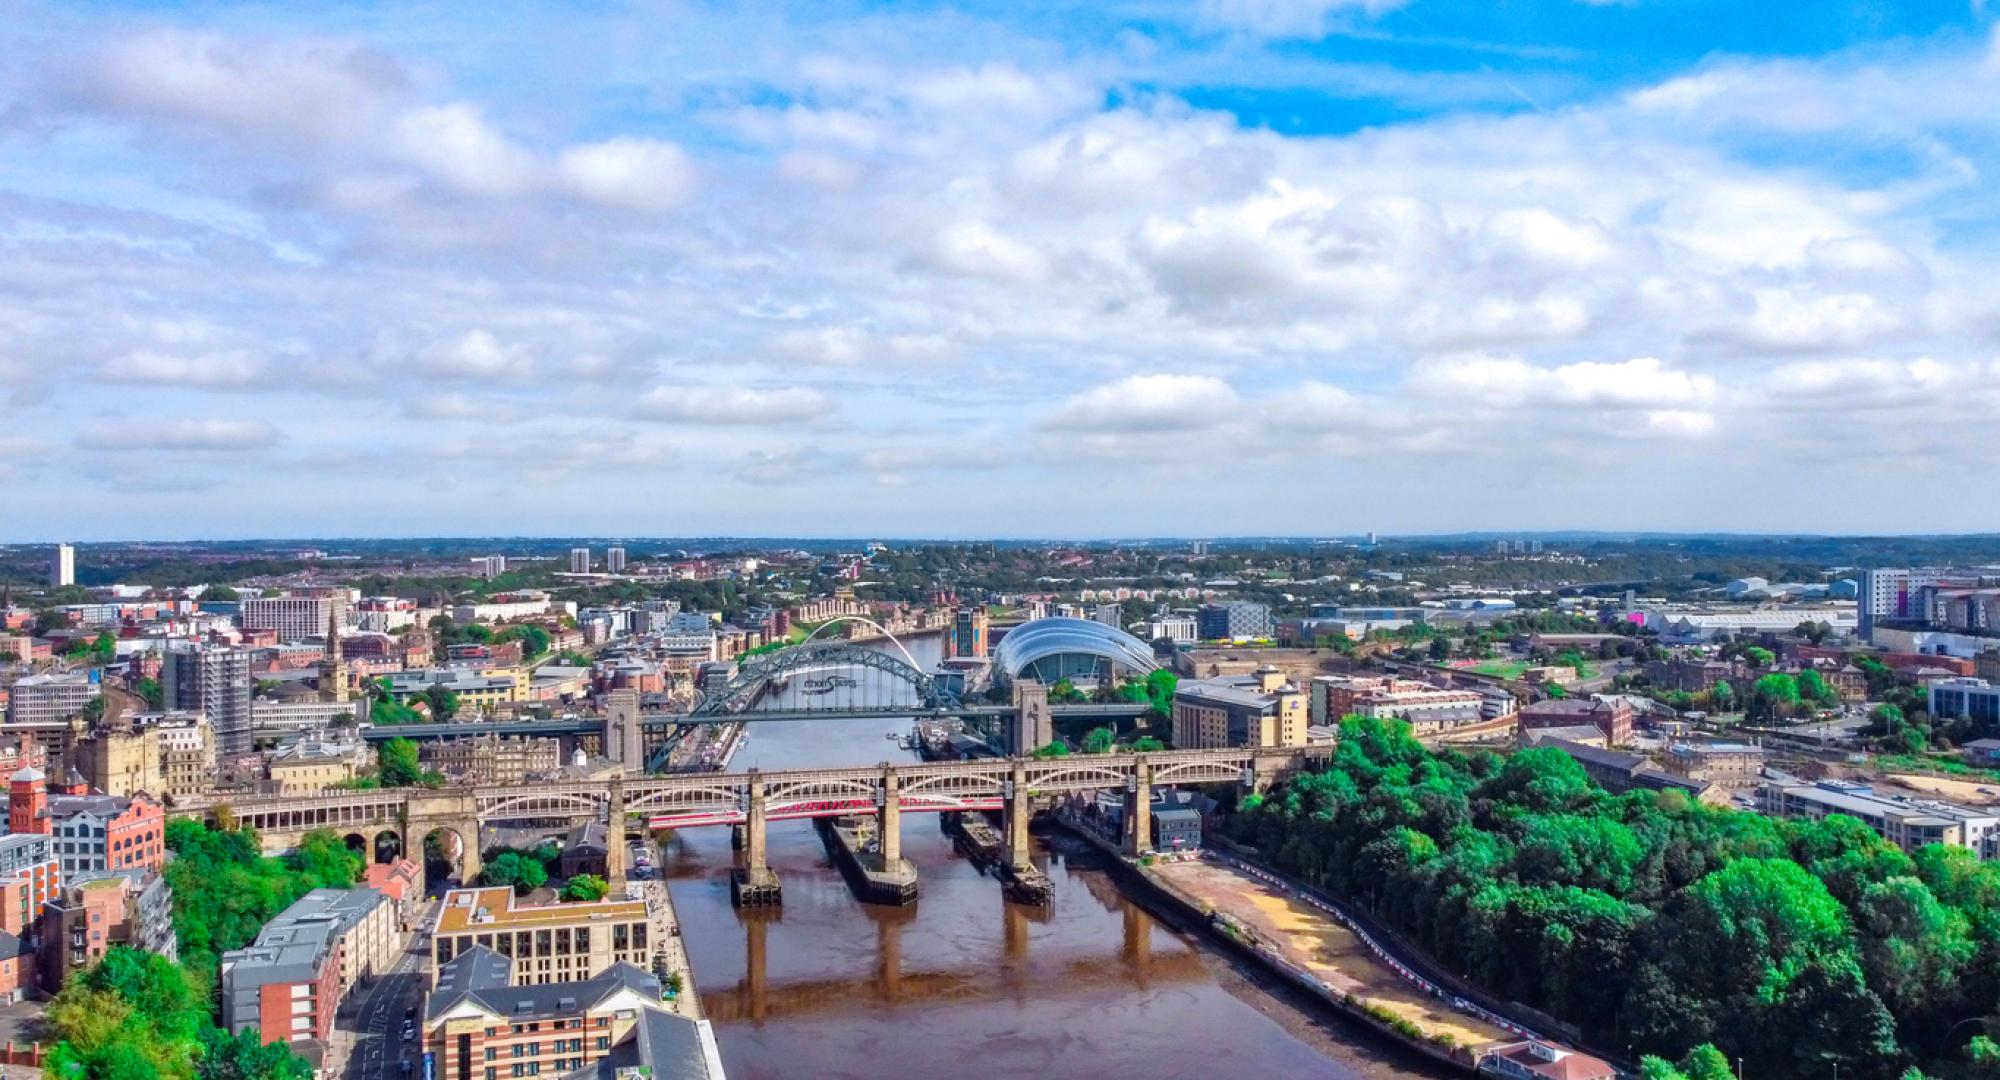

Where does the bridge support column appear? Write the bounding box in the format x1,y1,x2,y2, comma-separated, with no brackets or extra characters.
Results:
603,690,643,771
879,767,901,867
1122,756,1153,858
731,770,781,907
1009,681,1052,755
604,778,627,885
1005,759,1032,870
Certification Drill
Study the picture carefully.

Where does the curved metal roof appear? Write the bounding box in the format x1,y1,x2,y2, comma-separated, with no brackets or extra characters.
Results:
991,617,1159,678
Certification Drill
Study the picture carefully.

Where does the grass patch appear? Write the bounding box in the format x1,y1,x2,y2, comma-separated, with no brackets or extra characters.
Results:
1876,753,2000,784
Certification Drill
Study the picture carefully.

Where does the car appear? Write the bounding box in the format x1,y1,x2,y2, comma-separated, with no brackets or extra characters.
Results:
400,1060,413,1077
404,1006,417,1021
401,1023,416,1042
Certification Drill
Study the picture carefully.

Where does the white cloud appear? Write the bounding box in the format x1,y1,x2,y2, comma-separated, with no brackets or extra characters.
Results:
765,328,952,367
633,385,834,425
923,221,1052,284
401,331,533,380
1202,0,1407,38
557,138,695,213
97,350,271,388
1042,374,1238,433
81,418,283,451
1412,355,1716,410
1701,288,1906,354
79,29,406,146
388,105,540,198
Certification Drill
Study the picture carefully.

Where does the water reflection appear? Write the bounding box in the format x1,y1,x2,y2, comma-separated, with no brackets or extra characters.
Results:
661,631,1449,1080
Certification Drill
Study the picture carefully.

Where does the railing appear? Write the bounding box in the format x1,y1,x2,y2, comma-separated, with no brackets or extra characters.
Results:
172,748,1304,829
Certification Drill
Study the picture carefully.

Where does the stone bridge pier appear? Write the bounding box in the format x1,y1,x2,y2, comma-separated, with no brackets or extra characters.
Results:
404,789,482,895
731,770,781,907
1121,756,1154,858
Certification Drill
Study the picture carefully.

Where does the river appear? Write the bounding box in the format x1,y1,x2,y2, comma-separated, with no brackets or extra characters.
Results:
658,631,1450,1080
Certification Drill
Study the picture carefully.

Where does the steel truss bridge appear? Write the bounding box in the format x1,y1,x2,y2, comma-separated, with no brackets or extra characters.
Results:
356,636,1147,743
171,746,1319,894
177,748,1278,835
691,639,959,716
355,703,1148,743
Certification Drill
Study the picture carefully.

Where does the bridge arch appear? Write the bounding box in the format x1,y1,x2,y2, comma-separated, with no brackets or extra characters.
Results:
694,640,959,716
797,616,926,671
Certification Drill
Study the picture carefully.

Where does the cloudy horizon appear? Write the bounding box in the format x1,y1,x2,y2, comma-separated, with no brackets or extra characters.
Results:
4,1,1998,541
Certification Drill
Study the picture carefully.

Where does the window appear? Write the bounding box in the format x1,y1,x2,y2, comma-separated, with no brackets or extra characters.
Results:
484,1049,496,1062
594,1038,609,1051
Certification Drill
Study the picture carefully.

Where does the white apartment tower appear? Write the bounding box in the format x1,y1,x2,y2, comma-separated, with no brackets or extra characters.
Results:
606,547,628,573
569,548,591,574
51,543,74,587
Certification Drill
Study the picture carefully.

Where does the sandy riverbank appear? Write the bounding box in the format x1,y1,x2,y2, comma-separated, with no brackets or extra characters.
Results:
1152,860,1510,1052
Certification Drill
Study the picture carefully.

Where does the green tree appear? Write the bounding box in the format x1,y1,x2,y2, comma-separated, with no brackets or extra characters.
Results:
292,830,364,889
1082,727,1116,754
196,1025,313,1080
423,684,460,721
1031,740,1070,759
561,874,609,902
484,851,548,894
135,676,164,709
1678,1044,1735,1080
1047,679,1087,704
378,737,426,787
1797,669,1839,708
1742,646,1776,669
1131,736,1166,752
1748,673,1802,722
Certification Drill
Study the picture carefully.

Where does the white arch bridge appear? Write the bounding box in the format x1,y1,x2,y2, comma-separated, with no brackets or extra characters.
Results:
170,747,1321,900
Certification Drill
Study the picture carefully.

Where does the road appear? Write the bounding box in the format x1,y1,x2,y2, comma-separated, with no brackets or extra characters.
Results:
338,905,435,1080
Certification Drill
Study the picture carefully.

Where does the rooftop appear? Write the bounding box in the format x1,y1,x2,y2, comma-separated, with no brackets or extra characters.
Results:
426,945,662,1026
435,886,648,934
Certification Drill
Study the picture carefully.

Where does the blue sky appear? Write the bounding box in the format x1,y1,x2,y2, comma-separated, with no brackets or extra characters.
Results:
2,0,1999,539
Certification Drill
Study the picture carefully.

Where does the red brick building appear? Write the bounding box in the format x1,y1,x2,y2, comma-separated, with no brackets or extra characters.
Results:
1517,696,1635,748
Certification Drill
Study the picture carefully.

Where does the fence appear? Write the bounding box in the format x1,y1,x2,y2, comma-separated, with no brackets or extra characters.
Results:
1203,850,1545,1043
0,1042,47,1067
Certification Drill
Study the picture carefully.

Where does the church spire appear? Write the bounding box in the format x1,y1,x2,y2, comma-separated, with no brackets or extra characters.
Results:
321,596,349,703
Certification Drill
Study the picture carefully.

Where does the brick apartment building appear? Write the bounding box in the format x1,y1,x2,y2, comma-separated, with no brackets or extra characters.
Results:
424,947,722,1080
430,887,661,987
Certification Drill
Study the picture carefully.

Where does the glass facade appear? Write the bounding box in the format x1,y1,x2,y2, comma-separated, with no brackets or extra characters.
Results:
991,618,1158,687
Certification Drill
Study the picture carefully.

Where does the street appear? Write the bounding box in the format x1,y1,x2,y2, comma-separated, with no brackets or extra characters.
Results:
338,906,435,1080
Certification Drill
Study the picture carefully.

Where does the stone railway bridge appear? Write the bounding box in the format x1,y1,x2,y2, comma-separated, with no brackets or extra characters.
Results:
169,747,1320,898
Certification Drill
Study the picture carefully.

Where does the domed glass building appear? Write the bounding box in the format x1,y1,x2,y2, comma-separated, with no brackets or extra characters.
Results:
990,617,1159,688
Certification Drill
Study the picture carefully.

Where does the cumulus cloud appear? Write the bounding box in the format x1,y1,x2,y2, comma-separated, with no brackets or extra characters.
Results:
1412,355,1716,410
1042,374,1239,433
557,138,696,213
388,105,540,198
97,351,272,388
1202,0,1406,38
11,6,2000,531
401,331,534,380
80,418,283,452
633,385,834,425
76,29,406,146
764,328,952,367
922,221,1052,284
